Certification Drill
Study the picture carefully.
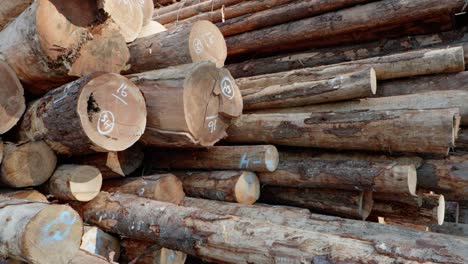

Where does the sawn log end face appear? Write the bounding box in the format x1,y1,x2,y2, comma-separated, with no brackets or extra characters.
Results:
189,20,227,68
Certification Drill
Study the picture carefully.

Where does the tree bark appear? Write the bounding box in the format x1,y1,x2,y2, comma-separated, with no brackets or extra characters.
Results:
0,189,48,202
153,0,178,8
101,174,186,205
80,226,120,262
128,62,242,147
260,186,373,220
148,145,278,172
242,68,377,110
225,0,466,56
182,197,468,263
0,60,25,134
1,142,56,188
0,197,83,264
70,144,144,179
19,73,147,155
120,240,187,264
0,0,32,30
47,165,102,202
456,127,468,149
429,222,468,237
444,201,460,223
153,0,209,16
98,0,144,42
258,150,418,195
175,171,260,205
226,109,460,155
0,0,129,94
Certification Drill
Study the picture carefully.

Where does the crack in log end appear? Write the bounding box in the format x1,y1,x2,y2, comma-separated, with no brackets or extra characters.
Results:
272,122,303,139
87,93,101,122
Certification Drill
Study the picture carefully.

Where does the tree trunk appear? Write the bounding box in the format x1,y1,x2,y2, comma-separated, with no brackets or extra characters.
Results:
153,0,209,16
226,109,460,155
175,171,260,205
153,0,178,8
456,127,468,149
182,197,468,263
0,0,32,29
120,240,187,264
260,186,373,220
101,174,186,205
237,47,464,91
128,62,242,147
0,60,25,134
0,197,83,264
19,73,147,155
126,20,226,74
0,0,129,94
148,145,278,172
225,0,466,56
242,68,377,110
76,192,444,263
429,222,468,237
70,144,144,179
98,0,144,42
1,142,56,188
258,150,418,195
0,189,48,202
80,226,120,262
47,165,102,202
445,201,460,223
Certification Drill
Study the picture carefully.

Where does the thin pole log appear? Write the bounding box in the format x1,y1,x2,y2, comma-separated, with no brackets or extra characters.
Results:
0,60,24,134
19,73,147,155
148,145,279,172
226,109,460,155
120,240,187,264
0,0,32,29
153,0,178,7
153,0,209,16
175,171,261,205
80,226,120,262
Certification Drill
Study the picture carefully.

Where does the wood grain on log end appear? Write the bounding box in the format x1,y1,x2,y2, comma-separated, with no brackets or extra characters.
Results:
98,0,144,42
48,165,102,202
80,226,120,262
138,21,167,38
0,60,25,134
234,171,261,205
359,191,374,220
188,20,227,68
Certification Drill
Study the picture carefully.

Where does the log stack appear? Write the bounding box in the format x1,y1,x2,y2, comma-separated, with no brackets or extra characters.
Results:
1,0,468,263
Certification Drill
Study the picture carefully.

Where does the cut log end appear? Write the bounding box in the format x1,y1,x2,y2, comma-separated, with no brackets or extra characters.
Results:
98,0,144,42
77,73,146,152
153,174,186,205
264,145,279,172
437,195,446,226
407,165,417,196
0,60,25,134
188,20,227,68
49,165,103,202
370,67,377,95
359,191,374,220
234,172,260,205
0,190,48,202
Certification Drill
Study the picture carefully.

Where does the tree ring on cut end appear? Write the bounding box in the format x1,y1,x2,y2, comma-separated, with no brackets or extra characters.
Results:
189,20,227,68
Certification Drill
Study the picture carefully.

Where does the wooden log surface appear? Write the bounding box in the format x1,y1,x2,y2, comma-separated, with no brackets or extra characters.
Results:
153,0,208,16
98,0,144,42
148,145,278,172
0,60,25,134
227,109,460,155
445,201,460,223
175,171,260,205
19,73,147,155
120,240,187,264
258,150,418,195
0,189,48,202
456,128,468,149
0,0,32,30
80,226,120,262
128,62,242,147
429,222,468,237
0,197,83,264
138,21,167,38
69,250,112,264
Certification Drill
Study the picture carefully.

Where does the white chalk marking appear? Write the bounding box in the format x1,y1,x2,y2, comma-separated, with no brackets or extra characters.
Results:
221,77,234,100
97,111,115,135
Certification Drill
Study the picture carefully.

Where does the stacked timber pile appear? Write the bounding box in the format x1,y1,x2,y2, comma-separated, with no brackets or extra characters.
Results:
1,0,468,264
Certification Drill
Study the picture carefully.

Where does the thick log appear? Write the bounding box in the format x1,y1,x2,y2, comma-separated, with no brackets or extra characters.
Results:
127,20,226,74
417,154,468,201
182,197,468,262
0,60,25,134
1,142,56,188
81,226,120,262
70,250,112,264
19,73,147,155
76,192,448,263
47,165,102,202
0,0,129,94
142,0,155,26
456,127,468,149
138,21,167,38
429,222,468,237
260,186,373,220
259,150,418,195
243,68,377,110
225,0,466,56
148,145,278,172
120,240,187,264
101,174,185,205
227,109,460,155
175,171,260,205
71,144,144,179
128,62,242,147
98,0,144,42
237,47,465,92
0,189,48,202
0,0,32,29
0,197,83,264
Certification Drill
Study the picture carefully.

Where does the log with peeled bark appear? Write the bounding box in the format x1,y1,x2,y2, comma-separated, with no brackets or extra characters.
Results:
126,20,226,74
98,0,144,42
128,62,242,147
0,196,83,264
237,47,465,91
260,186,373,220
0,60,24,134
47,165,102,202
429,222,468,237
101,174,186,205
75,192,452,263
120,240,187,264
0,189,48,202
0,142,56,188
0,0,32,29
182,197,468,262
153,0,177,7
0,0,129,94
225,0,466,56
174,171,260,205
227,27,468,78
153,0,207,16
80,226,120,262
242,68,377,110
71,144,144,179
417,154,468,201
148,145,278,172
227,109,460,155
258,150,418,195
19,73,147,155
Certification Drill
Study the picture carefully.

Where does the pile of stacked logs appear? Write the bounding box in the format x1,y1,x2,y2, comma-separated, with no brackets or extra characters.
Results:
0,0,468,263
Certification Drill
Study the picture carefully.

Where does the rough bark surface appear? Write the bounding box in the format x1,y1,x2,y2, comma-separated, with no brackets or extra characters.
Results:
0,0,33,29
0,60,25,134
120,240,187,264
80,226,120,262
